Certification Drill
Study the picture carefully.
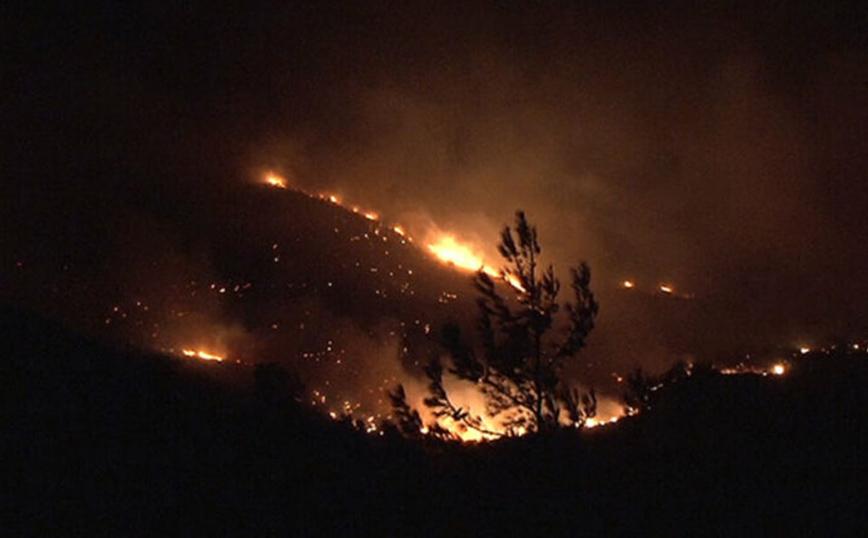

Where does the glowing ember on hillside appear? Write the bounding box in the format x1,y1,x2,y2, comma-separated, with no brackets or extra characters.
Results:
659,284,673,294
182,349,225,362
584,416,623,429
622,280,635,289
264,174,287,189
719,362,789,377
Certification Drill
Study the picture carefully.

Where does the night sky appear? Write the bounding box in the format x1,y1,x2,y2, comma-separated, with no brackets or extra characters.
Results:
4,1,868,373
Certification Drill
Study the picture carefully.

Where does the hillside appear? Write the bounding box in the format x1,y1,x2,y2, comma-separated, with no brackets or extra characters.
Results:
4,177,726,427
4,305,868,535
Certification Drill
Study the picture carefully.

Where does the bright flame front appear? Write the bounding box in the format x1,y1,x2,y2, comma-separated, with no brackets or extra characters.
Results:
427,236,488,273
427,236,524,291
264,174,287,189
182,349,224,362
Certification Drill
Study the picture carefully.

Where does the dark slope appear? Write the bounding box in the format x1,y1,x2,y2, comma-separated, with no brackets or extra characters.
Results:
1,305,424,536
5,305,868,535
2,175,712,403
2,180,485,415
2,176,480,342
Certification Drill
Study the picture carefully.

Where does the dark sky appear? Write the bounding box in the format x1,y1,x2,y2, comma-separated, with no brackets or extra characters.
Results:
4,1,868,357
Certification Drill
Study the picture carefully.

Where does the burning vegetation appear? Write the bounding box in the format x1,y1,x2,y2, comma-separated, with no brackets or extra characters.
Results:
3,171,832,444
392,211,601,439
181,349,225,362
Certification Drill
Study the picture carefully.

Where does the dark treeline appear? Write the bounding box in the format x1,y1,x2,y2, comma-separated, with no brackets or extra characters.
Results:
4,305,868,535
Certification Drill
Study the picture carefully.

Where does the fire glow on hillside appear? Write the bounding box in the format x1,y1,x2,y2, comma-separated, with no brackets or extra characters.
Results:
83,172,726,443
265,174,287,189
182,349,224,362
261,173,525,291
133,172,729,443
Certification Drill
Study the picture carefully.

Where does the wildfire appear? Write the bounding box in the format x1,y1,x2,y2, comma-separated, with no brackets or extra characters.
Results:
585,416,622,429
182,349,224,362
427,236,488,273
616,279,693,298
422,383,626,441
427,236,524,291
258,172,529,290
264,173,287,189
719,362,788,377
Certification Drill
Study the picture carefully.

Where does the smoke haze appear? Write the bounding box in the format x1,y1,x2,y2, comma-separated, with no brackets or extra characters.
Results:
4,1,868,378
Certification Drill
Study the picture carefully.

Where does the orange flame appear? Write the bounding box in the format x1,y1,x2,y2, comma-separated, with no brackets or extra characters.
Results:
182,349,224,362
427,236,488,273
258,173,526,291
427,236,525,291
264,173,287,189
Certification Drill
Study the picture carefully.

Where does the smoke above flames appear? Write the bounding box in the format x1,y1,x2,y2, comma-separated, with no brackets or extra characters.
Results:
241,4,868,358
3,2,868,436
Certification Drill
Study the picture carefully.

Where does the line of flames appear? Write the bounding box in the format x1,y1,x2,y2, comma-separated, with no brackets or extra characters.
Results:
248,172,732,442
182,349,224,362
263,172,524,291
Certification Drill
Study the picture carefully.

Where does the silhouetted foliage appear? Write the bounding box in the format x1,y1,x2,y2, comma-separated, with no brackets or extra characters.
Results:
8,304,868,535
254,362,304,406
662,359,691,385
388,384,424,439
624,367,654,413
624,360,720,413
424,211,599,435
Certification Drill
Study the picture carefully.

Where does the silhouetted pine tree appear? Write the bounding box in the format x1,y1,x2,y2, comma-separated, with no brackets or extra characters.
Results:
423,211,599,436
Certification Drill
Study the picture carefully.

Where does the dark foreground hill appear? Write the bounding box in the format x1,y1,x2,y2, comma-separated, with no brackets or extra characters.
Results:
4,305,868,536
